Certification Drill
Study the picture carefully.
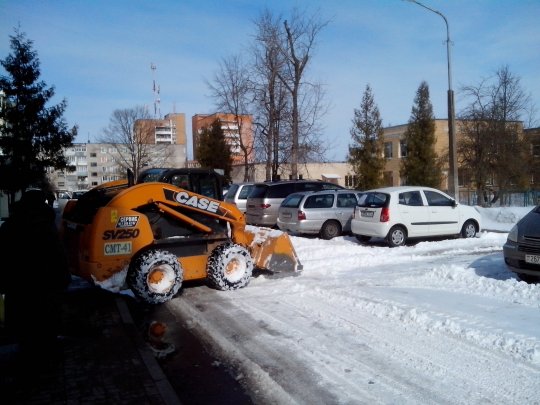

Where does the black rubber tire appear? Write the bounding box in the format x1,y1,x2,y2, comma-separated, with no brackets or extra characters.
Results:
518,274,539,284
461,220,477,238
386,226,407,247
207,242,253,290
127,249,183,304
320,220,342,240
355,235,371,244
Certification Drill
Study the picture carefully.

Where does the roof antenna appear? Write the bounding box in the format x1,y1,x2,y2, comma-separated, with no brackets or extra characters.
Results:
151,63,161,119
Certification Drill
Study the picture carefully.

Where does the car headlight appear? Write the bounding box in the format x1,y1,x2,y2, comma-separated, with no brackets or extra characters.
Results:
507,224,518,242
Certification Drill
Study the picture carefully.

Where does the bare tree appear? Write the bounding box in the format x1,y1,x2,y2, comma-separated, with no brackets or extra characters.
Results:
278,8,329,179
458,66,530,203
99,106,174,180
207,55,254,182
249,8,329,181
252,9,291,180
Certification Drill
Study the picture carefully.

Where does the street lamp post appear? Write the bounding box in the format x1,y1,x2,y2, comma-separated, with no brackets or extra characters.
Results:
0,89,5,129
406,0,459,200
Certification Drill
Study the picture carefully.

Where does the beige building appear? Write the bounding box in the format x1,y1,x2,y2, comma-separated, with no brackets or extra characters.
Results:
382,119,454,189
230,120,457,189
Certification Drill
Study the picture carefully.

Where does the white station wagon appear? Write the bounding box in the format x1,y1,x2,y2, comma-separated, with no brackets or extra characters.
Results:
277,189,364,239
351,186,481,247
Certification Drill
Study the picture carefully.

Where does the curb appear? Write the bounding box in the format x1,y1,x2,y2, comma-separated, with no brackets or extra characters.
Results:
115,298,182,405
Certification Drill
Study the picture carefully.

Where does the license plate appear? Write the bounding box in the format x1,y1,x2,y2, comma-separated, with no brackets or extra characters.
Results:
282,212,291,219
361,211,374,218
525,254,540,265
104,242,132,256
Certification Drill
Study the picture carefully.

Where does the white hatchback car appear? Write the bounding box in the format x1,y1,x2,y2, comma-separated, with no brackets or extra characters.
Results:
351,186,481,247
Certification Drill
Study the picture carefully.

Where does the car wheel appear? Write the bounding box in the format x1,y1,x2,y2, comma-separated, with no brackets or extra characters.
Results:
386,226,407,247
320,220,342,240
355,235,371,244
207,242,253,290
127,249,183,304
518,274,539,283
461,220,477,238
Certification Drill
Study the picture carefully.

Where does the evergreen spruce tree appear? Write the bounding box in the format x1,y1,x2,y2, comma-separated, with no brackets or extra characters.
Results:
400,81,442,187
195,119,232,183
347,84,385,190
0,27,77,204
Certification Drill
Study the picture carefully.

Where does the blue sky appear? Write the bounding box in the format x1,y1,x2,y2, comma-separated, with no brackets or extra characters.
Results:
1,0,539,161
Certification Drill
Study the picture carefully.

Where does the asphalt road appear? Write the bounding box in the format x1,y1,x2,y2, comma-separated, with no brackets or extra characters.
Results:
124,284,255,405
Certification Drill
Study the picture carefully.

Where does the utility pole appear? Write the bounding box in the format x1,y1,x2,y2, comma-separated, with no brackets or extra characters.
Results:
405,0,459,200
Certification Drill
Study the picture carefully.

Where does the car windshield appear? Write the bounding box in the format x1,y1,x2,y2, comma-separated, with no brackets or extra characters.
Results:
137,168,167,183
249,184,268,199
357,192,389,208
238,185,254,199
225,184,239,199
71,191,87,199
281,193,304,208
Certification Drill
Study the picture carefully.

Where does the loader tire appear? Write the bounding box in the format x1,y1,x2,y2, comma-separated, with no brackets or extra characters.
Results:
127,249,183,304
207,242,253,291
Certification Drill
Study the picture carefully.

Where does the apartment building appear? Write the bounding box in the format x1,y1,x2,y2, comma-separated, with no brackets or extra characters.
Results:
135,112,186,145
192,113,254,165
49,142,187,192
46,112,189,192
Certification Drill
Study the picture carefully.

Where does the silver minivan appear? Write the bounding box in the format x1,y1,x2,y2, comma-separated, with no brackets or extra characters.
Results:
246,180,344,227
224,182,255,213
277,189,364,239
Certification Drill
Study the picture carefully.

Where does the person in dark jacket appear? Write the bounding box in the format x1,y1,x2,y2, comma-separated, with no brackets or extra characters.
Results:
0,189,71,363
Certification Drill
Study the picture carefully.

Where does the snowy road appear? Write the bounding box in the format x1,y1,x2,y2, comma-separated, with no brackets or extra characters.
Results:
163,231,540,404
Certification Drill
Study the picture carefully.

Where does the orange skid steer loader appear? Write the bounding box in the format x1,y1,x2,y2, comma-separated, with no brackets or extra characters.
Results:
61,181,302,304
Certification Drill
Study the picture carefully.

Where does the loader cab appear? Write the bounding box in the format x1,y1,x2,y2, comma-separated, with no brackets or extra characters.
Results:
137,168,225,201
63,167,225,225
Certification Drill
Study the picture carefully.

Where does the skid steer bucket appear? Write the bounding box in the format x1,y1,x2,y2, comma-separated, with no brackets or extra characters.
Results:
245,227,303,276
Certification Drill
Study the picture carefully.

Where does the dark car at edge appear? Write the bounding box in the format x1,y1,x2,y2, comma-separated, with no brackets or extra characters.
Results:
503,205,540,282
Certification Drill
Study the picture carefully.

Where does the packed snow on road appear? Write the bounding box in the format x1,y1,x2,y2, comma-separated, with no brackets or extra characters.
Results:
165,206,540,404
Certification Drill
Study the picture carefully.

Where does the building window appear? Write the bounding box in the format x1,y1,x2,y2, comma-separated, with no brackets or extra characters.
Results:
400,140,407,158
384,142,393,158
532,144,540,157
90,162,97,167
345,175,358,188
90,152,97,157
